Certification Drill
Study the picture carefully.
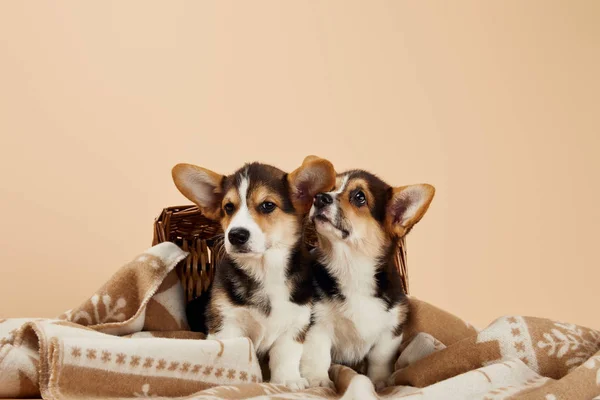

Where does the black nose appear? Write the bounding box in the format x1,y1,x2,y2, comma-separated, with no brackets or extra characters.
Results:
228,228,250,246
314,193,333,209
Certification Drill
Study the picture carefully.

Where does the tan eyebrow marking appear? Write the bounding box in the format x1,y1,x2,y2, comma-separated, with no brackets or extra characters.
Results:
344,178,375,206
249,185,283,208
222,188,240,206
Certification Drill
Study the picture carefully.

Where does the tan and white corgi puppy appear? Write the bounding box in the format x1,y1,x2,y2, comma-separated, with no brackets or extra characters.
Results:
300,170,435,389
171,156,335,389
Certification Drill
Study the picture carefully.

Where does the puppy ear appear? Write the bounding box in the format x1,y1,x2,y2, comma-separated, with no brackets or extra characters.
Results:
172,163,224,220
386,184,435,237
288,155,336,213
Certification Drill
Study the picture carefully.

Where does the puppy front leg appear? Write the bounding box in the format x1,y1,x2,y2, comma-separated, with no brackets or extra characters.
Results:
206,322,244,341
367,330,403,390
268,331,308,390
300,325,334,389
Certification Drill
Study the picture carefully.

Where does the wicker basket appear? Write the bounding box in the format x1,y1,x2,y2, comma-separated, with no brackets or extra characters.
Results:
152,205,410,308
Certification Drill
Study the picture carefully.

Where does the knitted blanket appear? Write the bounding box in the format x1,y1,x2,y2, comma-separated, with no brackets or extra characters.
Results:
1,243,599,399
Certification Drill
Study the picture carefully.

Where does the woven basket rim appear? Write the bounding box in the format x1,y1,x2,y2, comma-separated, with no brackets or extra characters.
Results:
153,204,409,301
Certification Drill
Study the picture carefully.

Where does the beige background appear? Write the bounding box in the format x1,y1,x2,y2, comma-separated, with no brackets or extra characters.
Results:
0,1,598,330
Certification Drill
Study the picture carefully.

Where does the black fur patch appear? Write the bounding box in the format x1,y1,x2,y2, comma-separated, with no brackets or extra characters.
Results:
312,261,345,301
373,242,407,311
186,290,210,333
214,257,272,317
287,242,314,305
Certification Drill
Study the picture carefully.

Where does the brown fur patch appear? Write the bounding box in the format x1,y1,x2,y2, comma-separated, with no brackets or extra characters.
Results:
219,187,241,232
325,301,367,359
235,310,265,347
207,287,266,345
288,156,336,213
206,288,227,334
333,316,364,347
294,324,310,343
250,185,281,207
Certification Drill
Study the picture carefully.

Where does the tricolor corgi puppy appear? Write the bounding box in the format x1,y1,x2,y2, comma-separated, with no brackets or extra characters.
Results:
300,170,435,389
172,156,336,389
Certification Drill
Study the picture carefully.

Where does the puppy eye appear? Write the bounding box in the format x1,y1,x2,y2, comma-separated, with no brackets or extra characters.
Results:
259,201,277,214
224,203,235,215
352,191,367,207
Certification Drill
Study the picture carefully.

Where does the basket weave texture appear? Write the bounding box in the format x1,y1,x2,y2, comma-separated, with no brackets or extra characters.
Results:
152,205,409,304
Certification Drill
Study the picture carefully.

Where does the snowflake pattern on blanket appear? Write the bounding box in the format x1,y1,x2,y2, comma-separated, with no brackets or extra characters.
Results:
0,243,599,400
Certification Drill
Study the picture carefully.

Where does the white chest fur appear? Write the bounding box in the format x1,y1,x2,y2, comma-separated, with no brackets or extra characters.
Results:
254,260,310,353
315,294,398,363
252,298,310,354
315,248,401,364
223,248,311,354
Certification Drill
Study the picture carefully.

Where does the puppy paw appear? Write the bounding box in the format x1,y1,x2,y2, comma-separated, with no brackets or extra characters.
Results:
307,377,335,389
272,377,309,391
368,366,392,391
373,379,388,391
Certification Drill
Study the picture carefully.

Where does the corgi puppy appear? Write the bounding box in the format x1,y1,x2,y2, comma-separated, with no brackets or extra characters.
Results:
171,156,335,389
300,170,435,389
